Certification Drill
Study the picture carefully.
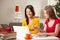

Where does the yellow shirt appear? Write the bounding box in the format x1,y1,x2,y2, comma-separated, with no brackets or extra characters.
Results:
22,17,40,34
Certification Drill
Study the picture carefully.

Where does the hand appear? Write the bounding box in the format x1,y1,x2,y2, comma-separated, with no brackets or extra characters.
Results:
37,32,41,36
37,32,44,36
29,29,34,31
33,26,38,29
39,29,46,33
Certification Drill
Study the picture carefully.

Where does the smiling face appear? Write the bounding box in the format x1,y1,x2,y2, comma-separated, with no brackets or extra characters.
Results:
26,8,33,18
44,10,50,19
44,5,57,20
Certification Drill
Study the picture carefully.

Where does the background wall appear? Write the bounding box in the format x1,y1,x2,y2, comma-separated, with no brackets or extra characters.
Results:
0,0,15,24
26,0,48,17
0,0,48,24
48,0,58,6
0,0,26,24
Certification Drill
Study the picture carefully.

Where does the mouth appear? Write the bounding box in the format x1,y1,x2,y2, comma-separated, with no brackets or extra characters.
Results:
28,14,31,15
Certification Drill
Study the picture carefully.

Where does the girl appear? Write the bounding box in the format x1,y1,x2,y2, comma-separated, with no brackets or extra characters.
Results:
22,5,40,34
38,5,60,38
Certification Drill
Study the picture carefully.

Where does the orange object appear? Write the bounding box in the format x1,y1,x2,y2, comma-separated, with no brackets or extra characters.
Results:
25,34,32,39
15,6,19,12
25,39,31,40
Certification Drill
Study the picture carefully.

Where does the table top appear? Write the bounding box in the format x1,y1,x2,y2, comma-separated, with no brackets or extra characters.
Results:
16,37,60,40
16,35,60,40
0,32,59,40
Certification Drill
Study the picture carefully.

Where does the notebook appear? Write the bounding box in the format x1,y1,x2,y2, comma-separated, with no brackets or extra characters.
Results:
13,26,30,39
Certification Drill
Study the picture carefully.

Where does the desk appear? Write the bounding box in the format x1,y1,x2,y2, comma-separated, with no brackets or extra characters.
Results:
32,36,60,40
16,34,60,40
0,32,59,40
16,36,60,40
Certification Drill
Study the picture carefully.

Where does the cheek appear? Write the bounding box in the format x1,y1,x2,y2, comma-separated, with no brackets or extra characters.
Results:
44,13,49,18
26,12,29,16
29,12,33,16
44,13,47,17
44,10,50,18
26,12,33,17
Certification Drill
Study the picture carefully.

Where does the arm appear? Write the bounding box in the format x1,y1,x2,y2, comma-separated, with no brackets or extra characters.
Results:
46,23,60,36
31,18,40,34
38,23,60,36
43,24,47,32
33,18,40,30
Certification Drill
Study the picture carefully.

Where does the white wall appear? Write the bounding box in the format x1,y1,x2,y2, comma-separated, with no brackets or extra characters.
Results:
0,0,26,24
0,0,15,24
0,0,48,24
26,0,48,17
26,0,48,23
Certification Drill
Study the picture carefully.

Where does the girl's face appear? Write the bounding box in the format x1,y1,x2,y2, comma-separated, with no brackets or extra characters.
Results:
26,8,33,18
44,10,50,19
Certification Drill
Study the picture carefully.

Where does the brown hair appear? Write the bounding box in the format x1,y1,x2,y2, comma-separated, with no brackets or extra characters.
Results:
44,5,57,20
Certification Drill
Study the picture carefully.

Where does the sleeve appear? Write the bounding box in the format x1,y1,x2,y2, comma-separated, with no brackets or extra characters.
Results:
32,18,40,34
58,19,60,23
34,18,40,28
55,19,60,24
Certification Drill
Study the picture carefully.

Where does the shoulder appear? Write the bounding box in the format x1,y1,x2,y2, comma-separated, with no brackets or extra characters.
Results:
55,19,60,24
22,18,26,22
33,17,40,22
32,17,40,23
23,18,26,20
55,19,60,28
33,17,39,21
53,19,60,26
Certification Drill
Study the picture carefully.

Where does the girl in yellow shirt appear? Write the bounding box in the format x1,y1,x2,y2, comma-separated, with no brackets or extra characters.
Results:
22,5,40,34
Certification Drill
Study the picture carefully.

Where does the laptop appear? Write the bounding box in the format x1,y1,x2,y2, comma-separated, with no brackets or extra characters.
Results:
13,26,30,39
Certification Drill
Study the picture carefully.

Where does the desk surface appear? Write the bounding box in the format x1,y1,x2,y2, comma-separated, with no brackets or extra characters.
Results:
16,35,60,40
16,37,60,40
0,32,59,40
